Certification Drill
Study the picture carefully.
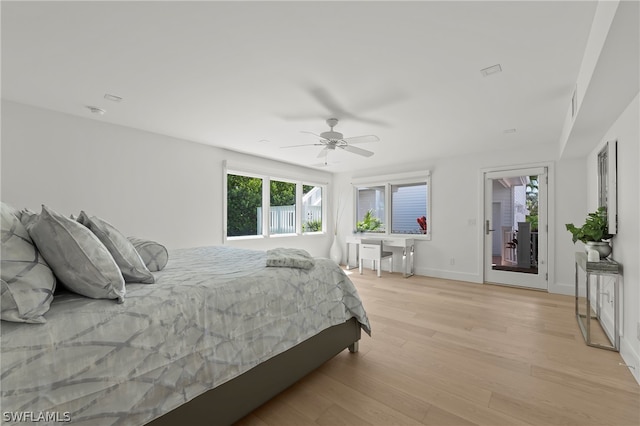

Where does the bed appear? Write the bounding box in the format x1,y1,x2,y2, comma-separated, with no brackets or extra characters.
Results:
1,244,370,425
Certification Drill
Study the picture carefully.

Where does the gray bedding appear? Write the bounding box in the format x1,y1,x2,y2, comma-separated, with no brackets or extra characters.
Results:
0,246,370,425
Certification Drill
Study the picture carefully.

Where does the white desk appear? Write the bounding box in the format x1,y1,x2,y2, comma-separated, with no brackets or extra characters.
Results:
345,235,415,277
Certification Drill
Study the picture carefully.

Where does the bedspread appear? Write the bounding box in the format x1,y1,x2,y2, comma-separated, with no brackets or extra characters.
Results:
0,246,370,425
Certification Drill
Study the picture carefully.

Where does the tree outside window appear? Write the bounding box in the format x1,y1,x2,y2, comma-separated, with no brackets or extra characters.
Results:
227,174,262,237
270,180,296,234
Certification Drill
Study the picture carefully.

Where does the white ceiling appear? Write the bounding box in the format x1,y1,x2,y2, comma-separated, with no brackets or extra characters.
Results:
1,1,599,173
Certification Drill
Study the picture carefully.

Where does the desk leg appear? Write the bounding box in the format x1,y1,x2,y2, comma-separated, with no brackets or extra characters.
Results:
586,270,591,346
410,244,414,276
401,248,407,277
345,242,358,270
575,262,579,317
614,275,620,350
401,245,415,278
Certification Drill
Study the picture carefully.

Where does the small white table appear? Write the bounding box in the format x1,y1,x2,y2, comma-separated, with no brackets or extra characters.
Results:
345,235,415,278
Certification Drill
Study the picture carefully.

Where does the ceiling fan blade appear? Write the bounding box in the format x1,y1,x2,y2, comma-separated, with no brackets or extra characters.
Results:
341,135,380,144
301,130,330,141
317,147,329,158
309,86,348,116
340,145,374,157
281,143,322,148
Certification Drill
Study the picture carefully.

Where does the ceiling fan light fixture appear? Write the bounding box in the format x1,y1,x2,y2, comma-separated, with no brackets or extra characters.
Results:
288,117,378,159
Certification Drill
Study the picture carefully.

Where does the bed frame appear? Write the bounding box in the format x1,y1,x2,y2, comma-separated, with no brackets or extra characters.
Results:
147,317,361,426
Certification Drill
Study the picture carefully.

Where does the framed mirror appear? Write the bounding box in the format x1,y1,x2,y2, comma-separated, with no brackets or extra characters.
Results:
597,140,617,235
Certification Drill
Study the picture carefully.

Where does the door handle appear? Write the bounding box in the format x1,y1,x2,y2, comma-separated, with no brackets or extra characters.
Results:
485,220,495,235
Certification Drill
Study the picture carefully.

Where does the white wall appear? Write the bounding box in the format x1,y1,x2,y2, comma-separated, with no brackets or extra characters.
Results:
1,99,592,295
586,93,640,383
554,157,588,292
1,101,333,256
333,145,585,290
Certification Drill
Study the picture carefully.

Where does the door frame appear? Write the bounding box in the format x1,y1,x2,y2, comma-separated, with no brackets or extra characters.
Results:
478,162,555,290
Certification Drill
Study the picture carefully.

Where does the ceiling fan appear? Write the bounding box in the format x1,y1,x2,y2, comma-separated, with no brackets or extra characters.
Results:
283,118,379,164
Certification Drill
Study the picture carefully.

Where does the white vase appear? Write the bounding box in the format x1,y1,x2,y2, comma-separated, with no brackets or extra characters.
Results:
585,241,612,259
329,236,342,265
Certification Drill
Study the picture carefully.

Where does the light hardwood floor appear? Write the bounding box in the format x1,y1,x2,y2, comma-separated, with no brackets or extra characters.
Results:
236,269,640,426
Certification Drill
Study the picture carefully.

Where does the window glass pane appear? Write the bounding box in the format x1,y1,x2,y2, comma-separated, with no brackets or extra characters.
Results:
302,185,323,233
391,183,428,234
270,180,296,234
356,186,385,233
227,174,262,237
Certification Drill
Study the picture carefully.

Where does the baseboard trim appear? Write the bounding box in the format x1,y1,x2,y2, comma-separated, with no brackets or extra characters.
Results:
549,281,580,296
620,337,640,386
414,267,482,284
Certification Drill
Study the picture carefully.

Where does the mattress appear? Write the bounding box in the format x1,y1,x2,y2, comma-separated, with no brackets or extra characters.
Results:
0,246,370,425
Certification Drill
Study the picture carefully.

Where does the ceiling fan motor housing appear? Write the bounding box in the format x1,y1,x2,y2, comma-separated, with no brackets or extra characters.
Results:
320,130,344,141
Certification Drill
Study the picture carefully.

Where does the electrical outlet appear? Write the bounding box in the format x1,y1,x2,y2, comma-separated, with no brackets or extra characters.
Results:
449,258,455,265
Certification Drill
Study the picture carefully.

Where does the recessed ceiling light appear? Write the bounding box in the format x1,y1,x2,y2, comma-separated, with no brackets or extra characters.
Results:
104,93,123,102
86,106,106,115
503,128,517,133
481,64,502,77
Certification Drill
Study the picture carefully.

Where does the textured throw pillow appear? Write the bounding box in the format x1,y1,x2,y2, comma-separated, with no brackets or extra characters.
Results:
1,202,56,323
127,237,169,272
77,211,154,284
19,208,38,228
26,205,125,302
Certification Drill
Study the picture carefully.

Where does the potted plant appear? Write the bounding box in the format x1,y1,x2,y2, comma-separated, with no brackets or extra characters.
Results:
565,206,613,258
356,209,382,233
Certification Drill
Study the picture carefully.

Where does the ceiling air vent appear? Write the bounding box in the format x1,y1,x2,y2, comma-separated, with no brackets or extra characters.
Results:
480,64,502,77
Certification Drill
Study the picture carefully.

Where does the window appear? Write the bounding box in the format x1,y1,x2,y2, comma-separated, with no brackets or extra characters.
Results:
356,186,385,233
227,173,262,237
269,180,296,235
225,168,324,239
354,171,431,238
302,185,323,233
391,182,427,234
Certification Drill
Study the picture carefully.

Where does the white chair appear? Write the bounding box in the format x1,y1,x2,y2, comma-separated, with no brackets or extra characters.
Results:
359,239,393,278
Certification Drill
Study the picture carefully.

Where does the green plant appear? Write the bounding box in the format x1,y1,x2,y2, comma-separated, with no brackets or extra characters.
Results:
565,206,613,244
356,209,382,232
303,219,322,232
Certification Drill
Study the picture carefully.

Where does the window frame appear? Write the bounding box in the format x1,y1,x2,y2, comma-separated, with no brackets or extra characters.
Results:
224,165,327,241
353,170,432,240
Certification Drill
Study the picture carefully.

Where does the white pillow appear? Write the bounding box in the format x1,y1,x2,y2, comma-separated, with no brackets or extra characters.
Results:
26,205,125,302
127,237,169,272
78,211,154,284
1,202,56,323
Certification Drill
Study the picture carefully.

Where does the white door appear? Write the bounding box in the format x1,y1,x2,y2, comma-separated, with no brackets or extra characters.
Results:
484,167,548,290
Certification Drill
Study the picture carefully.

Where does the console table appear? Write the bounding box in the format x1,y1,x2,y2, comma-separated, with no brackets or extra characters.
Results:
345,236,415,278
574,252,621,351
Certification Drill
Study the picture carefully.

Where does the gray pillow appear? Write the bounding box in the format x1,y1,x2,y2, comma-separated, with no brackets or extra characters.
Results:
127,237,169,272
26,205,125,302
1,202,56,323
19,208,38,228
77,211,154,284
